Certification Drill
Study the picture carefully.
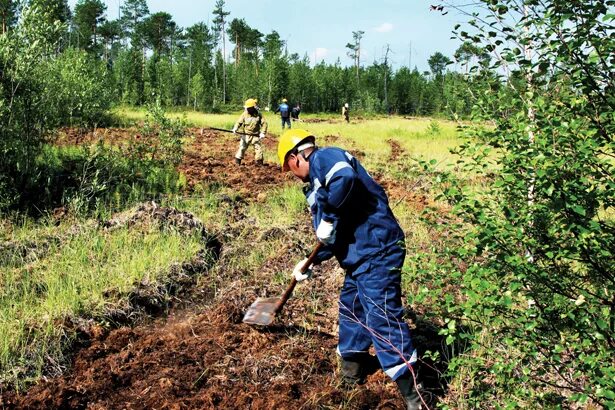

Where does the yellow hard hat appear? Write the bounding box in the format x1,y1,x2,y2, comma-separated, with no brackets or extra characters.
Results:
277,129,315,170
282,98,288,103
244,98,257,108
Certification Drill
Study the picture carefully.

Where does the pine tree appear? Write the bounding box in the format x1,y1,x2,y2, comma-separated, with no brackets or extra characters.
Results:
212,0,229,104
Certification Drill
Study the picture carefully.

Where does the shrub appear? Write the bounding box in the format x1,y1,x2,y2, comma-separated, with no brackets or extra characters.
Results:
416,1,615,408
43,48,114,128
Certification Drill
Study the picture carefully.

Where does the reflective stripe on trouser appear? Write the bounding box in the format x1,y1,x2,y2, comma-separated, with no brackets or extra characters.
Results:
337,245,417,381
235,134,263,161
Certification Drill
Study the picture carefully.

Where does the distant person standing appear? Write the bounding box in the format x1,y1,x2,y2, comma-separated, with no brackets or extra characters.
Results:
232,98,268,166
342,103,350,123
275,98,292,129
291,103,301,122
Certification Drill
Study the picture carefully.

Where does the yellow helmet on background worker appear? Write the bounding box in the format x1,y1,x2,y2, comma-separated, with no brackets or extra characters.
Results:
282,98,288,103
277,129,315,171
244,98,257,108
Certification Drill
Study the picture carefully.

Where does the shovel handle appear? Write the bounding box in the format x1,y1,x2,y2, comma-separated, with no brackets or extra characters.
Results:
204,126,256,136
274,242,324,314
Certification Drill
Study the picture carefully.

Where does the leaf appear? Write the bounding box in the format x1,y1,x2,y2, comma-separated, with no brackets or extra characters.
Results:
602,13,615,22
570,205,587,216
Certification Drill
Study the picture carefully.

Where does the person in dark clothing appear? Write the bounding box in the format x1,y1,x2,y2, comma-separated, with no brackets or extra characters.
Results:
342,103,350,123
274,98,292,129
277,129,427,410
291,103,301,121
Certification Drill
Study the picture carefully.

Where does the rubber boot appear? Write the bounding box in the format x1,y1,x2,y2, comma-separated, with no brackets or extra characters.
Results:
395,373,425,410
340,353,380,387
256,158,264,166
341,358,364,386
235,157,241,165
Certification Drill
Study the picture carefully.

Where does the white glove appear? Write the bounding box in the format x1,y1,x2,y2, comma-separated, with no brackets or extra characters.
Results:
232,127,237,134
292,258,313,282
316,220,336,245
259,132,265,139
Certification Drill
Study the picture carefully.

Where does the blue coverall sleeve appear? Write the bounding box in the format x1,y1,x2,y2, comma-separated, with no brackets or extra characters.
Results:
321,166,356,220
312,156,357,263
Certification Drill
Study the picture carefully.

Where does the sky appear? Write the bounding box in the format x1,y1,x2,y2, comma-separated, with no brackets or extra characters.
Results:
68,0,465,72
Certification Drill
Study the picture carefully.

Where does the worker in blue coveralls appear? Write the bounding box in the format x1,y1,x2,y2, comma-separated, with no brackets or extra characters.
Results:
274,98,292,129
277,129,426,410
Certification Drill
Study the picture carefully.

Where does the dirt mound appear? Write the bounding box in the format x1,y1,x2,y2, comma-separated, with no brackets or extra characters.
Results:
322,134,340,145
103,201,206,236
99,203,221,323
301,118,335,124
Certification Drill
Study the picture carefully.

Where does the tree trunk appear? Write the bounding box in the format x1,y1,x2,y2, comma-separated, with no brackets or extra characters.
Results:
187,51,192,107
524,4,536,263
221,22,227,103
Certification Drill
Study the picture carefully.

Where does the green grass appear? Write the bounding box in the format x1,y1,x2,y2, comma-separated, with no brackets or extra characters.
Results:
114,107,462,170
294,117,460,168
0,220,202,386
246,185,308,228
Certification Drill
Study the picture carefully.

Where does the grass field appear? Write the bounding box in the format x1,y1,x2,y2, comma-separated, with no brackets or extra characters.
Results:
117,107,462,169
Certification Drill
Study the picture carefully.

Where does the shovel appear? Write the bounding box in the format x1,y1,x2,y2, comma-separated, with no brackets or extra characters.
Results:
201,126,255,136
243,242,324,326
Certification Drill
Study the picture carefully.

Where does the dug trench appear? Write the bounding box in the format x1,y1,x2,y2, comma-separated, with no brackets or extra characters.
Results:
2,128,449,409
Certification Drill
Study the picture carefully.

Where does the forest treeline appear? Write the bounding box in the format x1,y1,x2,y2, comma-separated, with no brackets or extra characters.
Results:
1,0,489,117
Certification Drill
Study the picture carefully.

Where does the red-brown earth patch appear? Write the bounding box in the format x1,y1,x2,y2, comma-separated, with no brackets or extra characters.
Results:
2,258,408,409
179,129,293,197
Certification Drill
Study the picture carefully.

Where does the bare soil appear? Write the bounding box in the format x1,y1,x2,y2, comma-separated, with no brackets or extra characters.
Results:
180,129,293,197
0,127,447,409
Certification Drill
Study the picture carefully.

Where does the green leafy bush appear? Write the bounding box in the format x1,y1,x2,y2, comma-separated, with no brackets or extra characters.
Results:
0,5,113,212
43,48,114,128
0,5,63,211
413,1,614,408
42,105,186,215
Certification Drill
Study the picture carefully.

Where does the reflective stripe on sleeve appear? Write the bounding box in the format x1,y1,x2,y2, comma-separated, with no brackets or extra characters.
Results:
325,161,352,186
307,178,321,207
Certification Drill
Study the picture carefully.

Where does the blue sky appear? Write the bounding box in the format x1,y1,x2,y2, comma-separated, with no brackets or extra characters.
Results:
69,0,464,72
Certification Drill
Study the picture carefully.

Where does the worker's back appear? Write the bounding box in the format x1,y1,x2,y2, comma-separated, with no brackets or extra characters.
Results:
277,103,290,118
305,147,404,271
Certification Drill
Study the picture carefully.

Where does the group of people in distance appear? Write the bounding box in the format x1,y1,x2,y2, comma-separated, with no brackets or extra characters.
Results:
274,98,301,129
230,97,427,409
232,98,353,166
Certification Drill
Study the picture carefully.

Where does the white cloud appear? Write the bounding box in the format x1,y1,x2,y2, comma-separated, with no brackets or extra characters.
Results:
374,22,394,33
312,47,329,63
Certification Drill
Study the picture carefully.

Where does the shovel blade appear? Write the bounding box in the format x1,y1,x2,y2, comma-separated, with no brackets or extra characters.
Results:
242,297,280,326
